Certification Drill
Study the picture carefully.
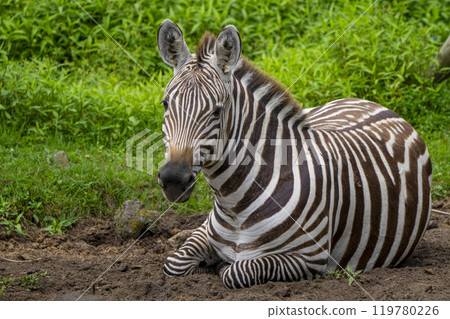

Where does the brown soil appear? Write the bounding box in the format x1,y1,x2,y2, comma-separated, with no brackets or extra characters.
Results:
1,200,449,301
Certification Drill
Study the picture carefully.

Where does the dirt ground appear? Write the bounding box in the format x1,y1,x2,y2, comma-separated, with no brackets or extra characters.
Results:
1,200,449,301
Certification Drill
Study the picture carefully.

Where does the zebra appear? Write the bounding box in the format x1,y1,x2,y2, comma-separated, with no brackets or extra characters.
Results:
156,20,432,289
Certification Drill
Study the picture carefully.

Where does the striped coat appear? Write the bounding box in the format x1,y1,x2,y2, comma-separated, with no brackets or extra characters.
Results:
157,20,432,288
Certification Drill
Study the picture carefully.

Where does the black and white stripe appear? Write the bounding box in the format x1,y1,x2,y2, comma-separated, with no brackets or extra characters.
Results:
157,20,432,289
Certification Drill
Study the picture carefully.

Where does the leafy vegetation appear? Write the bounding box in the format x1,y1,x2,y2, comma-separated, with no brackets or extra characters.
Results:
324,266,363,287
0,271,49,294
0,0,449,234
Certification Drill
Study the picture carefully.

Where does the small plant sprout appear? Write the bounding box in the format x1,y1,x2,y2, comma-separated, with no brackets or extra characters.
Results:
325,266,363,286
0,272,49,295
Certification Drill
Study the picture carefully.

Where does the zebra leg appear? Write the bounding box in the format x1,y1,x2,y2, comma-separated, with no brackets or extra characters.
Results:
163,222,221,276
218,253,327,289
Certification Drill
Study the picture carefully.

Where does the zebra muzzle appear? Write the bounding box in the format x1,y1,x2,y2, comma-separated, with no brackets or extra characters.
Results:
158,162,196,203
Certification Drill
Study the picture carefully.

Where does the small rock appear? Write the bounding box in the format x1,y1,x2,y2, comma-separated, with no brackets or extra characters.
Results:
114,200,159,240
36,235,46,243
283,288,291,298
424,268,434,275
73,241,92,251
167,229,195,248
427,220,438,230
154,238,165,254
170,228,181,236
52,151,70,167
131,265,143,270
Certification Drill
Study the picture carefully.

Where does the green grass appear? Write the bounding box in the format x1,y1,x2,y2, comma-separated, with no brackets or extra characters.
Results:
0,271,48,294
0,135,213,235
324,266,363,287
0,0,449,235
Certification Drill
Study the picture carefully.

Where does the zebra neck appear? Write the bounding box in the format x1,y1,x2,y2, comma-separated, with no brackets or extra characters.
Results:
230,56,307,140
202,58,309,214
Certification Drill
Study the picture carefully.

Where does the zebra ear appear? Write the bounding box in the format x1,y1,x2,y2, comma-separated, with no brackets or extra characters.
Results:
214,25,241,76
157,19,191,72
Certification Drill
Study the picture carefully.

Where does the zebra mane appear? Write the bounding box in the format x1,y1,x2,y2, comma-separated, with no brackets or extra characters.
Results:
195,31,303,111
235,57,303,111
195,32,216,62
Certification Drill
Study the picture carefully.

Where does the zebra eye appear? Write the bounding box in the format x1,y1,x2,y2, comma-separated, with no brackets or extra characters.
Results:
212,106,223,118
160,100,169,111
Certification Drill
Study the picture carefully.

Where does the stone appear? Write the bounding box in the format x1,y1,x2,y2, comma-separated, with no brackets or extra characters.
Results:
424,268,434,275
114,200,159,240
167,229,195,248
153,238,165,254
427,220,438,230
52,151,69,167
73,241,92,251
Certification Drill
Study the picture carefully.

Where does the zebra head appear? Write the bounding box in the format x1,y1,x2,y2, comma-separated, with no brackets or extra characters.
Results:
157,20,241,202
